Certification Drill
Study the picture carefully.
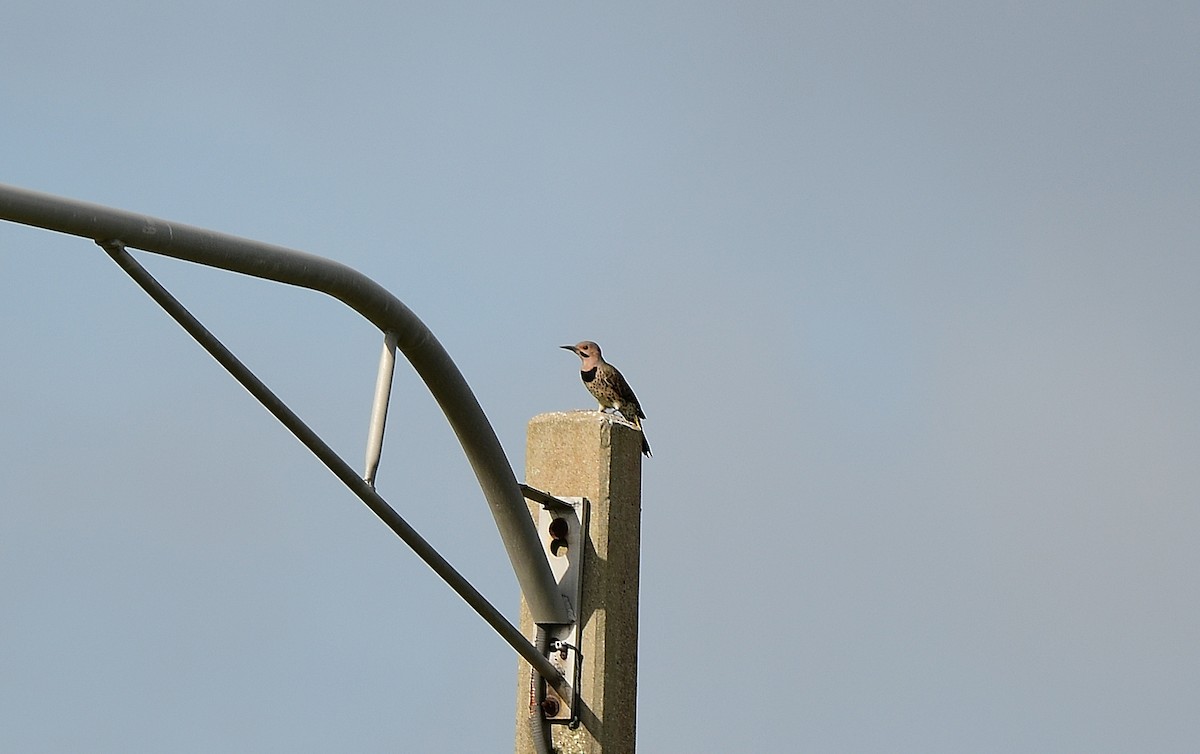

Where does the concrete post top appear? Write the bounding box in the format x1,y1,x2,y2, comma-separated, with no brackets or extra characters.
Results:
527,411,647,480
530,409,641,432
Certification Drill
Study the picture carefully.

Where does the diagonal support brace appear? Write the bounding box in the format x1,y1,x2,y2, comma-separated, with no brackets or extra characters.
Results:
97,239,571,699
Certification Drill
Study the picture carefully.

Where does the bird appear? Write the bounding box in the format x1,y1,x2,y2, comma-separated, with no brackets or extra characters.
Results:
561,341,651,457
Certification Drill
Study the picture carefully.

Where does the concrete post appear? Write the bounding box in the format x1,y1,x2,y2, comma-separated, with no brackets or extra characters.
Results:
515,411,643,753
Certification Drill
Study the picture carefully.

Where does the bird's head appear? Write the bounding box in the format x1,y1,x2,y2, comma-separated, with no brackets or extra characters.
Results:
561,340,602,367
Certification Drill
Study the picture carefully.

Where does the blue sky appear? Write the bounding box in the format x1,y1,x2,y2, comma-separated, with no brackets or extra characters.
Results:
2,2,1198,751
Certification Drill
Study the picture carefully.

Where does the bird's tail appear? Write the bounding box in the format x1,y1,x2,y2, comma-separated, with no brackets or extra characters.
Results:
615,407,651,457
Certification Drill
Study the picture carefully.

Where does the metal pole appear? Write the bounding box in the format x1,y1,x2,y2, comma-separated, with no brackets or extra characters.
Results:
0,182,568,627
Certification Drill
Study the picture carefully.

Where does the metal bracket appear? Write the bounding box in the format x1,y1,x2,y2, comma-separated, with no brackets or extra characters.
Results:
521,485,588,725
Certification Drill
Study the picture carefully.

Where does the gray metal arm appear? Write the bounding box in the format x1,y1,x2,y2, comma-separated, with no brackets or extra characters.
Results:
0,182,569,627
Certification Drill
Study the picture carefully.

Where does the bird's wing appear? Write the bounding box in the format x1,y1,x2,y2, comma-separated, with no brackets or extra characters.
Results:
610,369,645,419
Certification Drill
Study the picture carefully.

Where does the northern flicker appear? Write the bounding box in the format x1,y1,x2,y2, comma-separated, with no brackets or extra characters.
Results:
561,341,651,457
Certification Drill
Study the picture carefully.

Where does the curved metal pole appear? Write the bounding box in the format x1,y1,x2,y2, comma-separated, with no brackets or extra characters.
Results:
0,182,568,626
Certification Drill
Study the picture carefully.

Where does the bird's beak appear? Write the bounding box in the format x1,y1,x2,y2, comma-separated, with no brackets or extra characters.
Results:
560,345,577,353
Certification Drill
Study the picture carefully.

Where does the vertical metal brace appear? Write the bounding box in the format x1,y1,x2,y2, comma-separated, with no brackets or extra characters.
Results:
364,331,399,487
